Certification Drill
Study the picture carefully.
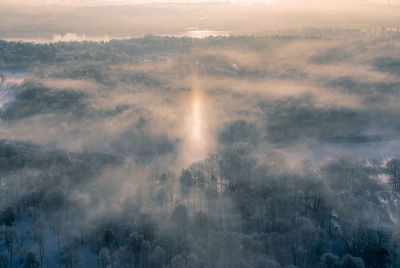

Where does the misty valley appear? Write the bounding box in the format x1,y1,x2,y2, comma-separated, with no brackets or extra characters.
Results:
1,31,400,268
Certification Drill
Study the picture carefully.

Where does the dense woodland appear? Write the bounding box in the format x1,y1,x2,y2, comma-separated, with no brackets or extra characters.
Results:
1,33,400,267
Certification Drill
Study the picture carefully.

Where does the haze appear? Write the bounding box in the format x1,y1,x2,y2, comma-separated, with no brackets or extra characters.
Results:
1,0,400,268
2,0,400,41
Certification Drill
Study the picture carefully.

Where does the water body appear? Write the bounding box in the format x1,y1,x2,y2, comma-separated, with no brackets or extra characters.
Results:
2,33,111,44
2,30,230,44
0,71,26,107
0,71,27,134
284,138,400,165
173,30,230,39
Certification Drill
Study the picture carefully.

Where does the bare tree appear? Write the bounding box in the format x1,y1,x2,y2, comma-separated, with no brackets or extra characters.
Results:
386,159,400,191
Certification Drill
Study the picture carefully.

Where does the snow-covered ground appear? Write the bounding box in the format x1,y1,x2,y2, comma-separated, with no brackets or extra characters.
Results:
375,191,400,224
0,213,98,268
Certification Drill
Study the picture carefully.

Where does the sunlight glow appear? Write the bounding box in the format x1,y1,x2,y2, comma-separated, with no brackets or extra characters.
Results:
192,97,201,141
180,77,214,166
189,81,205,150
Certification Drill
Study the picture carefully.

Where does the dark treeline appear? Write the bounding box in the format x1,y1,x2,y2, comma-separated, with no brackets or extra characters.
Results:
0,36,194,70
0,34,356,71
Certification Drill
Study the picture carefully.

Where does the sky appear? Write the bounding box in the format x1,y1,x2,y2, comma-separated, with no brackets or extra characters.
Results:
2,0,275,4
0,0,391,5
2,0,400,41
2,0,400,7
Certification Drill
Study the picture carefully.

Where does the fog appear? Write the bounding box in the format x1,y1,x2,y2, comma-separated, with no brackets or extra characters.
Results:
1,2,400,268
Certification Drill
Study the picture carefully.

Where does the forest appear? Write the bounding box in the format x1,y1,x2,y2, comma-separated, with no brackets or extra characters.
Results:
1,31,400,268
